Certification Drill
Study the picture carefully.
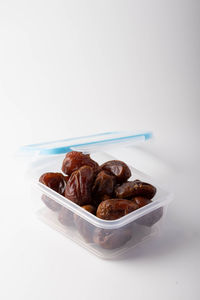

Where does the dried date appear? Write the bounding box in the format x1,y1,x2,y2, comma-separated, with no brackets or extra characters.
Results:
81,204,96,215
64,165,94,205
64,175,70,184
100,160,131,183
93,226,132,249
96,199,139,220
115,180,156,199
39,172,66,195
92,170,116,198
62,151,99,175
132,196,151,208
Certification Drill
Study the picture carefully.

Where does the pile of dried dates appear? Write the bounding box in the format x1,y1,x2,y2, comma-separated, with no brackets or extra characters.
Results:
39,151,163,249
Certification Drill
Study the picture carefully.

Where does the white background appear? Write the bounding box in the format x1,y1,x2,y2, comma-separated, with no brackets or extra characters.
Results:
0,1,199,299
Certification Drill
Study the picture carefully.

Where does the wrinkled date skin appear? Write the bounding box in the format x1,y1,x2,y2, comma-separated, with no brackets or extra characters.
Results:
100,160,131,183
65,165,94,205
93,226,132,249
39,172,66,195
41,194,61,211
115,180,156,199
132,196,152,208
64,175,70,184
136,207,163,227
62,151,99,175
92,170,116,199
58,206,74,226
96,199,139,220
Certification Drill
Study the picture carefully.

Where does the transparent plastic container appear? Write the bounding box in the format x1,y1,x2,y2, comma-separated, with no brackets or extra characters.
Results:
20,133,172,259
22,132,173,259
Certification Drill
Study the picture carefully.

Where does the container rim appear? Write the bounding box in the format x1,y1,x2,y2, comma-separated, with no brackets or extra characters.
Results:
34,181,173,229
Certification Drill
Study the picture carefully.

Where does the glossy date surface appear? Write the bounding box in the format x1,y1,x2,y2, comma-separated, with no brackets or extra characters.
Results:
132,196,151,208
39,172,66,195
64,165,94,205
115,180,156,199
62,151,99,175
96,199,139,220
39,151,160,229
92,170,116,199
100,160,131,183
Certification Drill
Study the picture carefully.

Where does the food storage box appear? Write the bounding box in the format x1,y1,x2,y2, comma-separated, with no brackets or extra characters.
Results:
22,132,173,259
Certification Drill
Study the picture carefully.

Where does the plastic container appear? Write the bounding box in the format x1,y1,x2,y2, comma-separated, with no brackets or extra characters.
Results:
23,132,173,259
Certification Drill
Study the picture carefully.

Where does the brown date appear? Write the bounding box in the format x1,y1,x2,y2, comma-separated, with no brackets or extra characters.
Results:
58,206,74,226
96,199,139,220
92,170,116,198
41,194,61,211
65,165,94,205
100,160,131,183
64,175,70,184
115,180,156,199
82,204,96,215
132,196,151,208
62,151,99,175
39,172,66,195
93,226,132,249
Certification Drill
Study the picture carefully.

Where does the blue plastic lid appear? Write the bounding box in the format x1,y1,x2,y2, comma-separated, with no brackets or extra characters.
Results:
19,131,152,156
